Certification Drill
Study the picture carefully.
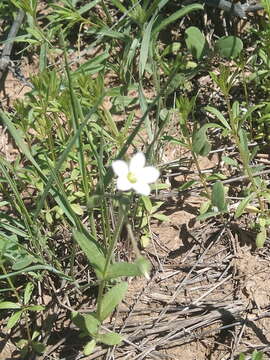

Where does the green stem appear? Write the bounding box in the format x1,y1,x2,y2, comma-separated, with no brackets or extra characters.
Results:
1,264,32,344
96,203,126,319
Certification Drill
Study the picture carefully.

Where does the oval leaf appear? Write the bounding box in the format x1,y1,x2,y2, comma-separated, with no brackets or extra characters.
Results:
212,181,226,212
106,262,141,280
185,26,207,60
99,282,128,322
97,332,123,346
256,228,266,248
215,36,243,59
84,339,96,356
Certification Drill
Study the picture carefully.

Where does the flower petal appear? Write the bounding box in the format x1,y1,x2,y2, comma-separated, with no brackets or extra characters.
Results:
112,160,128,177
129,152,145,172
117,176,132,191
133,181,151,196
143,167,160,183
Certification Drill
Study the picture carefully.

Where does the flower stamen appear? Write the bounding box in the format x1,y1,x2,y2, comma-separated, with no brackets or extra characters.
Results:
127,172,137,184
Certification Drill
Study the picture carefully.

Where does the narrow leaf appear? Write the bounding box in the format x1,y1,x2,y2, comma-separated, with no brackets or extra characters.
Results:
27,305,45,311
7,310,23,329
73,230,106,278
0,301,21,309
24,282,34,305
152,4,203,37
235,193,255,218
139,15,156,77
205,106,231,130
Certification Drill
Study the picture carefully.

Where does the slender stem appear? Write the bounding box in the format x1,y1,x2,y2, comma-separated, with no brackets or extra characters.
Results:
227,95,265,212
1,264,32,344
96,203,126,319
1,264,20,302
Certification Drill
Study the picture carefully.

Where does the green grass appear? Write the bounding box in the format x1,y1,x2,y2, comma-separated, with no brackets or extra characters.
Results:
0,0,270,357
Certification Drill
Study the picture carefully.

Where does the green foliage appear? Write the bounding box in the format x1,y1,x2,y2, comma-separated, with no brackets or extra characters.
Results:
215,36,243,59
1,0,270,357
185,26,207,60
239,350,264,360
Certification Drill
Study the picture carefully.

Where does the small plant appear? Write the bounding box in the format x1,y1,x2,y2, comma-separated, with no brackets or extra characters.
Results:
238,350,264,360
71,152,159,355
1,0,270,358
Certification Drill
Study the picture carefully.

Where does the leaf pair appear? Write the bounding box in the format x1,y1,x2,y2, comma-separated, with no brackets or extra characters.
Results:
73,230,151,280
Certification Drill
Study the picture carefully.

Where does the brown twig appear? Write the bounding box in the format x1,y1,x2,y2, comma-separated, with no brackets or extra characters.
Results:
0,9,25,83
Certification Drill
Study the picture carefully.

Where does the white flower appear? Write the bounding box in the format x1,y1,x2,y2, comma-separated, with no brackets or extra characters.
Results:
112,152,160,196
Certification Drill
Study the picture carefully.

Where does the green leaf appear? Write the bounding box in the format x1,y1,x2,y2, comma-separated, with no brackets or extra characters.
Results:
110,0,128,14
0,264,72,282
99,282,128,322
205,106,231,130
77,0,101,15
178,180,197,191
199,199,211,215
70,203,84,216
27,305,45,312
222,156,238,167
238,354,245,360
256,228,266,248
106,262,142,280
252,350,263,360
139,15,156,77
152,4,203,37
97,332,123,346
215,36,243,59
211,181,227,212
105,256,152,280
135,256,151,279
73,230,106,279
0,111,38,168
84,339,96,356
192,126,211,156
0,301,21,309
7,310,23,329
141,196,152,213
32,341,45,355
197,211,220,221
73,51,109,76
24,282,34,305
239,129,250,164
185,26,207,60
72,312,100,335
235,193,255,218
84,314,100,335
152,213,170,222
12,255,34,270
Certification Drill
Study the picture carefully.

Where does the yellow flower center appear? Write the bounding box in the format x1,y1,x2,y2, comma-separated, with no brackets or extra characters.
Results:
127,171,137,184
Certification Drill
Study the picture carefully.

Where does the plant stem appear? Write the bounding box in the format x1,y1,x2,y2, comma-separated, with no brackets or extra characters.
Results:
96,203,126,319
